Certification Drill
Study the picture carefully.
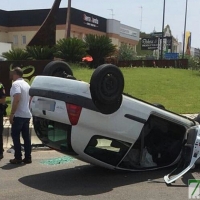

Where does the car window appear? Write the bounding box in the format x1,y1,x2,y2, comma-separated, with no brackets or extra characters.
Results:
84,136,131,166
33,117,73,153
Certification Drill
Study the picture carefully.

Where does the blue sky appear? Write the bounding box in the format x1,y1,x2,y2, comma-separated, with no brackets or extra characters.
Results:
0,0,199,48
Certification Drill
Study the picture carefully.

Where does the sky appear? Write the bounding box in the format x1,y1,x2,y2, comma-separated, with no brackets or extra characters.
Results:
0,0,199,48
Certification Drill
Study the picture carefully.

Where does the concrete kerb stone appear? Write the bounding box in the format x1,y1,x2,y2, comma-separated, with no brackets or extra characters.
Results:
3,117,42,149
182,113,198,119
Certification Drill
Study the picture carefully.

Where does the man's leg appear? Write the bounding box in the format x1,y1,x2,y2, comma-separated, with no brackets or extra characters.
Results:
10,117,23,163
0,114,4,159
21,118,32,163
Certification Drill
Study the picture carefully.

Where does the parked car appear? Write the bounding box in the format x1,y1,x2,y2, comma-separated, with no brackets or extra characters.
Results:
29,60,200,185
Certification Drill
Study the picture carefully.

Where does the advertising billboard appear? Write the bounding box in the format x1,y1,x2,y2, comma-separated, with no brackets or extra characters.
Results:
141,36,172,50
185,31,191,55
141,38,158,50
71,8,107,32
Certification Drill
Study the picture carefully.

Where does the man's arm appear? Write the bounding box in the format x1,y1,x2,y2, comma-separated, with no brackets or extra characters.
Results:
10,93,21,114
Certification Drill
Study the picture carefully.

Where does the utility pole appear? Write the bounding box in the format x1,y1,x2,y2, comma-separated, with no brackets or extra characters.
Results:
182,0,188,59
160,0,166,60
65,0,71,38
139,6,143,32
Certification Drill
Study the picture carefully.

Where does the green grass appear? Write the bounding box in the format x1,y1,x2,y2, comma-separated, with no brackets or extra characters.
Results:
71,66,200,114
6,66,200,115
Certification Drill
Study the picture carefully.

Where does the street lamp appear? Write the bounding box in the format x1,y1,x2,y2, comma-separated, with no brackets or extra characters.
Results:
108,9,114,19
65,0,71,38
182,0,188,59
160,0,166,60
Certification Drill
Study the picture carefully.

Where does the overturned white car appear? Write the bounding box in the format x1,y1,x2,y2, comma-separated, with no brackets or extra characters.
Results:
29,61,200,185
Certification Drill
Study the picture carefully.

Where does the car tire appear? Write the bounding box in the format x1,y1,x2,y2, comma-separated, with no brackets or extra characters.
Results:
94,95,123,115
90,64,124,114
43,60,73,77
153,103,165,110
90,64,124,104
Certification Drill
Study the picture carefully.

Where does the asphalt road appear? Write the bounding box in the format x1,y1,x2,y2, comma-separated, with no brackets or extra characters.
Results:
0,149,199,200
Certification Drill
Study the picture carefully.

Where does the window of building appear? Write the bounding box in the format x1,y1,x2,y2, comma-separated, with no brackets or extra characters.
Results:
22,35,26,45
13,35,18,45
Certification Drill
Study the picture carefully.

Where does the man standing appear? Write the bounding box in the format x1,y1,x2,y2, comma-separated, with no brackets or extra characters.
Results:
0,82,6,160
9,67,32,164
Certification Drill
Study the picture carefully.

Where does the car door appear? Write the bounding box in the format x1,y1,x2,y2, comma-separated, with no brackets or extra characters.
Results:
164,125,200,184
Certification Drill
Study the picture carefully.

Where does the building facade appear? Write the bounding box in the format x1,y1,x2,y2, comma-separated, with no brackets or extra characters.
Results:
0,7,140,50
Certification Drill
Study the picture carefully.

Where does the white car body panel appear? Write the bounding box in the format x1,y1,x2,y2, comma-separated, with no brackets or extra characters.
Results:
30,75,199,185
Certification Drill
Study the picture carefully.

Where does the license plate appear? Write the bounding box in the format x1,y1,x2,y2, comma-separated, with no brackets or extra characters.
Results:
36,99,56,111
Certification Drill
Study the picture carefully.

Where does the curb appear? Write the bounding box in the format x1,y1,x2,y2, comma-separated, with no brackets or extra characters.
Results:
182,114,198,119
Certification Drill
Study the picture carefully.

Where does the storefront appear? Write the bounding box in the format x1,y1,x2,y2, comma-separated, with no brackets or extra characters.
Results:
0,7,139,49
107,19,139,49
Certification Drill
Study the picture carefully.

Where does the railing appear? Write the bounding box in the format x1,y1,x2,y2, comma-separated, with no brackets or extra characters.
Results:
115,59,188,69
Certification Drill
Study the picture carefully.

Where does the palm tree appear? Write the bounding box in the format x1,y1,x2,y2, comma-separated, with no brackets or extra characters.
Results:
84,34,116,68
1,48,30,61
26,46,55,60
54,38,87,62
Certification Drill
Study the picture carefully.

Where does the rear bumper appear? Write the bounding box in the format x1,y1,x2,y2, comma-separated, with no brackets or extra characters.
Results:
29,87,98,112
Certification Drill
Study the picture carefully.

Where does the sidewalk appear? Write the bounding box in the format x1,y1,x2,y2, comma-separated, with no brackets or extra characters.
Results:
3,117,33,127
182,113,198,119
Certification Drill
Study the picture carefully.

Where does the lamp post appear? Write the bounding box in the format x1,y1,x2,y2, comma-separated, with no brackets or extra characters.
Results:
108,9,114,19
65,0,71,38
160,0,166,60
139,6,143,32
182,0,188,59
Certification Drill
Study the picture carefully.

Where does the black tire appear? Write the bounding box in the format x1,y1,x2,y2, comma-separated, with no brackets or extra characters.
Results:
153,103,165,110
43,61,73,77
90,64,124,105
94,95,123,115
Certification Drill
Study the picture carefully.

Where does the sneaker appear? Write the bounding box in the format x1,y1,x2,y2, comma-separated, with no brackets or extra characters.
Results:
9,158,22,164
22,158,32,164
0,154,3,160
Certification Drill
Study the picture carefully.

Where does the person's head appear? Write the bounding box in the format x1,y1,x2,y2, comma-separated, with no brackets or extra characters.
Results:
10,67,23,81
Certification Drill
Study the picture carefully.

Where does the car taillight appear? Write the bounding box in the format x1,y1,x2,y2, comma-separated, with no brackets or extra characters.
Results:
66,103,82,125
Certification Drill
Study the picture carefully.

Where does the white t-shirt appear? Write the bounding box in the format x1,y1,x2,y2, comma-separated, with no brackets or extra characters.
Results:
10,78,32,118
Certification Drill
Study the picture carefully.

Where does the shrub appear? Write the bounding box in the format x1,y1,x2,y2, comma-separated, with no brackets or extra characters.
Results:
26,45,55,60
54,38,87,62
84,34,116,68
1,48,30,61
117,43,136,61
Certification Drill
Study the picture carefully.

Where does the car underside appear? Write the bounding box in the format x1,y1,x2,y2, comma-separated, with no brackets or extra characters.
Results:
29,60,200,185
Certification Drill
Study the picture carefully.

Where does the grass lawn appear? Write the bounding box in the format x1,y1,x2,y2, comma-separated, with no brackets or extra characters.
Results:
6,66,200,115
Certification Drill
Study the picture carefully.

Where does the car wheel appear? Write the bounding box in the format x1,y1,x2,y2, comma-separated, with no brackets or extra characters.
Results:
90,64,124,114
90,64,124,104
43,60,73,77
153,103,165,110
94,95,123,115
